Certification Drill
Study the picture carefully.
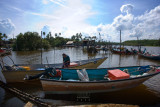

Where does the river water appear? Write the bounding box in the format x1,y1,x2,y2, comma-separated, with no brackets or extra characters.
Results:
0,46,160,107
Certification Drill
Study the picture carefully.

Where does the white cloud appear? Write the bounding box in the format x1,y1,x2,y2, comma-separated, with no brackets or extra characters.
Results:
42,0,49,4
0,18,15,37
31,12,59,19
112,14,134,31
97,4,160,42
9,1,160,42
120,4,134,15
37,0,96,38
130,5,160,39
49,0,67,8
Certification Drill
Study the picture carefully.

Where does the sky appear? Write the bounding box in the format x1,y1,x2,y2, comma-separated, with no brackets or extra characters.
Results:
0,0,160,42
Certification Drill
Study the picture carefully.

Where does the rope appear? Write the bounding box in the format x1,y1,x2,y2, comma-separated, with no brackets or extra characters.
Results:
7,55,15,65
0,81,51,107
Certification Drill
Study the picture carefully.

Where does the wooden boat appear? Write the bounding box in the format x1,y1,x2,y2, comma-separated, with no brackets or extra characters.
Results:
139,53,160,60
0,48,11,56
1,57,107,83
111,48,136,55
40,65,160,94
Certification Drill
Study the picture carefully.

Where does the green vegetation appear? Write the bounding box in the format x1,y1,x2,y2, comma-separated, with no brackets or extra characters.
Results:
0,32,8,41
12,31,70,51
123,39,160,46
1,31,160,51
0,32,8,47
12,32,46,51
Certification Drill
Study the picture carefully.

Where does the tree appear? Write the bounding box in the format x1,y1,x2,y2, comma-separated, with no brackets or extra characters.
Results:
13,32,42,51
55,33,58,37
43,39,50,50
3,33,7,40
43,32,46,36
54,36,66,47
79,33,82,41
13,33,25,51
92,36,97,41
0,32,2,41
71,35,76,41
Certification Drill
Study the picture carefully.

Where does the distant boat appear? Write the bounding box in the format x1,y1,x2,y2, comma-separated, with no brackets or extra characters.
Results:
40,65,160,94
0,48,11,56
139,53,160,60
1,57,107,83
111,48,137,55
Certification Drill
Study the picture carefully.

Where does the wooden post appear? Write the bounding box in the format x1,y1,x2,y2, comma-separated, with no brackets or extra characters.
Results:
41,31,42,64
120,30,121,55
137,37,139,51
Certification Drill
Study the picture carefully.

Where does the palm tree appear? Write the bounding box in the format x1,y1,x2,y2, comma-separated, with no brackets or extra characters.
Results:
79,33,82,41
0,32,2,41
55,33,58,38
88,36,92,41
71,35,76,40
92,36,97,41
3,33,7,40
43,32,45,37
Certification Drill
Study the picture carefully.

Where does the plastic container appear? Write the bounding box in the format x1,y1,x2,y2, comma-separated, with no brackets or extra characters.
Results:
108,69,130,80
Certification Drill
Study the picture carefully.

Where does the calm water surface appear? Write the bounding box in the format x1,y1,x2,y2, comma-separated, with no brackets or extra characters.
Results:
0,46,160,107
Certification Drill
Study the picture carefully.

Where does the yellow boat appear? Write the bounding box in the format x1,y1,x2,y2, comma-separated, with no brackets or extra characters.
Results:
1,57,107,83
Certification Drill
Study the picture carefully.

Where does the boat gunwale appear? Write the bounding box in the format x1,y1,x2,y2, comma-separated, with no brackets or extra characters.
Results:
2,57,108,71
40,66,160,83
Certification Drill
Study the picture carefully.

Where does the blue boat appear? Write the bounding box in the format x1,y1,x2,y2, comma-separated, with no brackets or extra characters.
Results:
139,53,160,60
40,65,160,94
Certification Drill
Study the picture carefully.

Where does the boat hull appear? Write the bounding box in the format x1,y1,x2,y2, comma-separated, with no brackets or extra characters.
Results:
111,50,134,55
2,57,107,83
139,54,160,60
40,73,157,94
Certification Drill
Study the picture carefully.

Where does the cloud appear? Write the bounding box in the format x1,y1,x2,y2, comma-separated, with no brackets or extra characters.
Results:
31,12,59,19
130,5,160,39
120,4,134,15
112,14,134,31
129,29,143,38
42,0,49,4
49,0,68,8
5,1,160,42
84,4,160,42
37,0,96,38
97,27,102,32
0,18,15,37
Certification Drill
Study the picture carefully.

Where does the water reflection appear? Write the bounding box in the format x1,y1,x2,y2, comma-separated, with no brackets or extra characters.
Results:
0,87,5,105
0,46,160,106
41,84,160,106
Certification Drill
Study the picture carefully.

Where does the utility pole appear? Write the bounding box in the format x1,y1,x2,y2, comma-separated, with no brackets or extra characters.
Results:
137,37,139,51
41,31,42,64
120,30,122,54
99,32,101,42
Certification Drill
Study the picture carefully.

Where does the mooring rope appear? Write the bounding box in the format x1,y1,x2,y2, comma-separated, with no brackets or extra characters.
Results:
0,81,51,107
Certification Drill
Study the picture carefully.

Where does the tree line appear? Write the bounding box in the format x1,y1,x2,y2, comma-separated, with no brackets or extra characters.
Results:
12,32,97,51
1,31,160,51
12,32,71,51
123,39,160,46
